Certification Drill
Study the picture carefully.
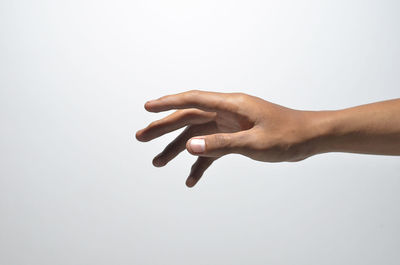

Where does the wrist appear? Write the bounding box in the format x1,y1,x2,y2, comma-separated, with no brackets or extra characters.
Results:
301,110,342,158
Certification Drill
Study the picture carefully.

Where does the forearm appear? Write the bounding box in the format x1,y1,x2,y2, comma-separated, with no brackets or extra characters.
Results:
307,99,400,156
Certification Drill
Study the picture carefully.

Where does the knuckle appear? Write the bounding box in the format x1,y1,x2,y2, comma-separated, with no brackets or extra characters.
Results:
212,134,230,148
224,93,247,112
234,92,246,97
164,141,176,152
234,92,248,103
182,109,199,119
190,162,198,171
186,90,201,99
184,109,214,123
148,120,159,128
208,111,218,121
189,89,201,94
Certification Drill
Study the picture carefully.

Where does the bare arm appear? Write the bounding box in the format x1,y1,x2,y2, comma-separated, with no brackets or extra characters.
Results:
308,99,400,156
136,90,400,187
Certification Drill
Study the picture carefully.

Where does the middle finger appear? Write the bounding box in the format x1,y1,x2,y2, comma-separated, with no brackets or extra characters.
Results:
153,122,218,167
136,109,216,142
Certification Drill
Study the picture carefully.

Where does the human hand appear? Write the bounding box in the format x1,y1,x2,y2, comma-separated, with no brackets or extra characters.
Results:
136,90,317,187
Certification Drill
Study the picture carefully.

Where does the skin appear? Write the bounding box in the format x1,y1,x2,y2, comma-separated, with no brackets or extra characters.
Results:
136,90,400,188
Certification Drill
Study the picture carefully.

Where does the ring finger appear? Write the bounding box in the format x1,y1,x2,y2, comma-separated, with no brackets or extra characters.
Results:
153,122,218,167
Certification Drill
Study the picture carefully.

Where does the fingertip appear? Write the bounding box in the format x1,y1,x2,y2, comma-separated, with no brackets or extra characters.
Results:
135,130,143,141
185,177,195,188
144,99,162,112
152,156,165,167
144,101,153,111
135,130,150,142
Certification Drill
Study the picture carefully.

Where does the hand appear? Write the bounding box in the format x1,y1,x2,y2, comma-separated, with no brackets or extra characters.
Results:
136,90,316,187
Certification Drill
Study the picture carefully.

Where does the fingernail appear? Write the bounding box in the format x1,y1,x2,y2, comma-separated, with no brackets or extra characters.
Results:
189,138,205,153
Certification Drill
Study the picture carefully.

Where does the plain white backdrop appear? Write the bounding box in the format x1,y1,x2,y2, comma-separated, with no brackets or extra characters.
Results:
1,0,399,264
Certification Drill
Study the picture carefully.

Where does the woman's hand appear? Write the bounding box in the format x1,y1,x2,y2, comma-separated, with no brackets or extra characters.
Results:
136,90,318,187
136,90,400,187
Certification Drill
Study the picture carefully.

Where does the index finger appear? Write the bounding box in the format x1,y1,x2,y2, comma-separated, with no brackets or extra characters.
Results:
144,90,236,113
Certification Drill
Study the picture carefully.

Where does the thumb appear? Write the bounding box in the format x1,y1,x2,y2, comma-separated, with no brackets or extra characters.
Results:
186,131,249,157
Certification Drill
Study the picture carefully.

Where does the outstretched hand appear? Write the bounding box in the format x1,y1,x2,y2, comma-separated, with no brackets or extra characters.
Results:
136,90,316,187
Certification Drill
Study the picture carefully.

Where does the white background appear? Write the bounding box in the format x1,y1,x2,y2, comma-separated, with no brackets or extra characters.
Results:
1,0,399,264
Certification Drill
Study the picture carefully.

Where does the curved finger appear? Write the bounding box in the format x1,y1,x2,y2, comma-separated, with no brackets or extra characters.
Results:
185,157,217,188
136,109,216,142
144,90,237,113
153,122,218,167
